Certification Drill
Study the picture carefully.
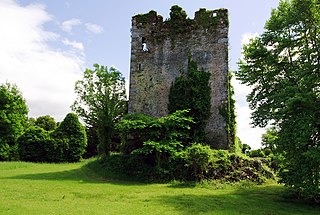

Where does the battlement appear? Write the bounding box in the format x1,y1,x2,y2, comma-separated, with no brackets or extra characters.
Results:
133,7,228,31
129,6,230,149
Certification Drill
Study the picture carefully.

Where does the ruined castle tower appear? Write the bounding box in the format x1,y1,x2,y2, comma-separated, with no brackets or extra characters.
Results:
128,7,230,149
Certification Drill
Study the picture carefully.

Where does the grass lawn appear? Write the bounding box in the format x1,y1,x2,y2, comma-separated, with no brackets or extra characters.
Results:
0,159,319,215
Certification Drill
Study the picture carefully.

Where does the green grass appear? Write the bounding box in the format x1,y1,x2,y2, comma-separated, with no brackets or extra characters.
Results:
0,159,319,215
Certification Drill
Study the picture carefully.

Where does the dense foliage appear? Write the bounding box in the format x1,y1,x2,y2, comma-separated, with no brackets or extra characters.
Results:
0,82,28,161
236,0,320,202
114,110,273,182
168,58,211,143
18,113,87,163
35,115,57,131
52,113,87,162
72,64,127,156
18,126,51,162
117,110,194,167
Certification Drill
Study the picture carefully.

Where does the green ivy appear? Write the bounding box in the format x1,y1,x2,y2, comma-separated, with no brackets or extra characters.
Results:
135,10,158,25
168,57,211,143
219,72,236,150
134,6,228,47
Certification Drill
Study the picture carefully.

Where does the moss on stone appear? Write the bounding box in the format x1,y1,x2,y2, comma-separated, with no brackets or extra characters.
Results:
135,10,158,25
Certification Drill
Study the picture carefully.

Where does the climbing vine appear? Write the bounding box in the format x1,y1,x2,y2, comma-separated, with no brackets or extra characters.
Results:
219,72,236,150
168,57,211,143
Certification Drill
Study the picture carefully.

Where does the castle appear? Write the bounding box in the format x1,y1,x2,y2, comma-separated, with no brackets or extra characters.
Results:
128,6,232,149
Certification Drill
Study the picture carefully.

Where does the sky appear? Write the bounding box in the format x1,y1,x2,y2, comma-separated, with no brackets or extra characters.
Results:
0,0,280,149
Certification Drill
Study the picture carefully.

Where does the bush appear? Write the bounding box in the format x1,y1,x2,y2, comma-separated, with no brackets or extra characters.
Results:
83,127,99,158
18,126,51,162
249,149,265,158
51,113,87,162
0,139,16,161
184,144,212,181
35,115,57,131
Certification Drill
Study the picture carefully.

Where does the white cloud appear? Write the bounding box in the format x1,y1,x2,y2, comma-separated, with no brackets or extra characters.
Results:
0,0,84,121
85,22,103,34
233,32,267,149
241,32,259,47
235,102,266,149
63,38,84,51
232,69,266,149
61,18,81,34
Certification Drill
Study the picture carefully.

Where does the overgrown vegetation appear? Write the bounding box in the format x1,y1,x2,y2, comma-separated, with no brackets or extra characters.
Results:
51,113,87,162
220,72,236,150
72,64,127,157
236,0,320,203
18,113,87,163
113,109,273,183
0,82,28,161
168,58,211,143
135,5,228,46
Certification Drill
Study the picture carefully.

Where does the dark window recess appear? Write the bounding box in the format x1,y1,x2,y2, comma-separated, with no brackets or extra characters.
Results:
138,64,142,71
142,37,149,52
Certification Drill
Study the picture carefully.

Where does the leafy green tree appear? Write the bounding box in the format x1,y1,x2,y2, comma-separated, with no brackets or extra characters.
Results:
261,127,279,152
52,113,87,162
18,126,51,162
72,64,127,156
184,144,212,181
117,109,194,168
35,115,57,131
0,82,28,160
236,0,320,201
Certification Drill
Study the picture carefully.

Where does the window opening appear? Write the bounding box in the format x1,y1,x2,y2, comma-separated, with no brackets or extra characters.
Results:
142,37,149,52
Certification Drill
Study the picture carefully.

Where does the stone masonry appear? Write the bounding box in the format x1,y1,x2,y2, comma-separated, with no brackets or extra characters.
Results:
128,7,230,149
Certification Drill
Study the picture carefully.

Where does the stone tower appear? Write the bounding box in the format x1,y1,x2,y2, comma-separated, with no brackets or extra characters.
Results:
128,6,231,149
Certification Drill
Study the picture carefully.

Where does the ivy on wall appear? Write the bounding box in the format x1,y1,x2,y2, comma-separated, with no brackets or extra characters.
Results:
134,6,228,47
218,71,236,150
168,57,211,143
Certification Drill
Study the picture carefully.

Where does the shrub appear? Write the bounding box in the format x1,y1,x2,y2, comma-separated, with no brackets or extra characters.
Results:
52,113,87,162
249,149,265,158
18,126,51,162
83,127,99,158
35,115,57,131
184,144,212,181
117,109,194,154
46,137,68,163
0,139,10,161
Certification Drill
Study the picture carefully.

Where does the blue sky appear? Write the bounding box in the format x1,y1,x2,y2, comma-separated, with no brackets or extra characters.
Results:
0,0,280,148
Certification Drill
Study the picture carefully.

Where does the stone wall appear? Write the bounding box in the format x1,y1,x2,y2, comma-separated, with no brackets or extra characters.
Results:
128,7,230,149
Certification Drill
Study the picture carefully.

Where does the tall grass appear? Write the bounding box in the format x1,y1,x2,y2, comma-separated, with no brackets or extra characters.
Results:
0,159,319,214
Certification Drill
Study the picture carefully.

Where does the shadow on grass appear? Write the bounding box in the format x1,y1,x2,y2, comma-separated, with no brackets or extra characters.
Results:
156,186,320,215
3,159,144,186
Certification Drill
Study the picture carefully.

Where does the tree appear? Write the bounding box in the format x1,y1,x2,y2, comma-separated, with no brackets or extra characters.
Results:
52,113,87,162
0,82,28,160
261,127,279,152
236,0,320,201
35,115,57,131
71,64,127,156
18,126,51,162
